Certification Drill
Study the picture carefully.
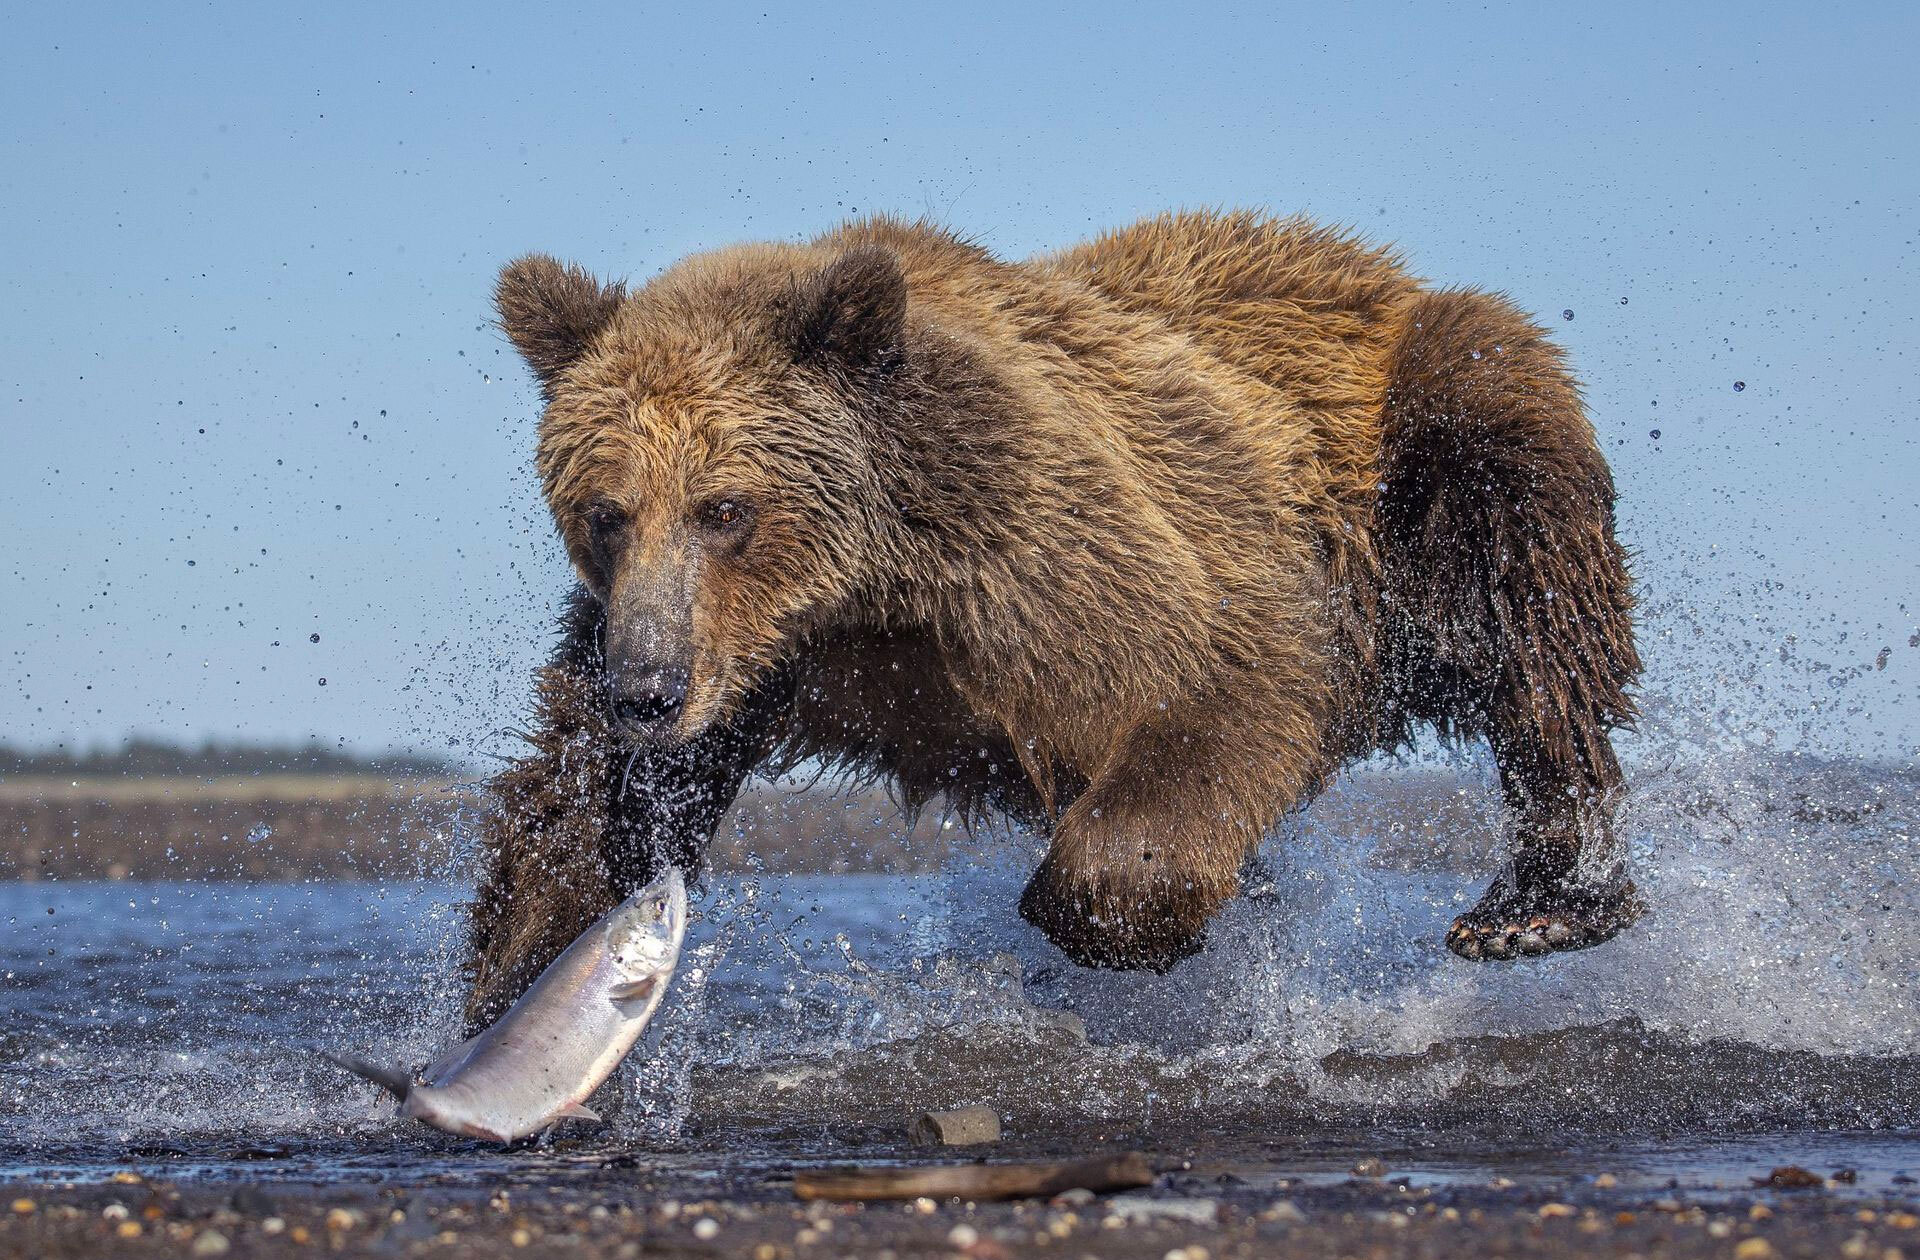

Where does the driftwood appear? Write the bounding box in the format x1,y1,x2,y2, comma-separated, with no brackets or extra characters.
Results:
908,1105,1002,1147
793,1153,1153,1202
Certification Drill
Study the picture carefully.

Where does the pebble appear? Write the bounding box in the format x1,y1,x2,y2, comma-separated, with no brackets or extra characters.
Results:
1262,1200,1307,1224
262,1216,286,1234
9,1199,33,1216
325,1207,361,1231
1734,1239,1778,1260
1593,1173,1618,1188
1539,1203,1576,1218
1106,1195,1220,1225
692,1217,719,1240
510,1226,532,1246
116,1220,143,1238
948,1223,980,1247
102,1203,129,1221
191,1230,231,1256
1351,1157,1388,1177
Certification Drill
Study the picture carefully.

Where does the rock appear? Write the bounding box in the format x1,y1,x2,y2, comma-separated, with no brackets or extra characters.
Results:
191,1230,231,1256
909,1105,1002,1146
1105,1195,1220,1225
1733,1239,1777,1259
1351,1158,1388,1178
1754,1166,1825,1190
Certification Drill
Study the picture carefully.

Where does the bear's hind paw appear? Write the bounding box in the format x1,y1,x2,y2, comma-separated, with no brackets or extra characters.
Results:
1445,879,1644,962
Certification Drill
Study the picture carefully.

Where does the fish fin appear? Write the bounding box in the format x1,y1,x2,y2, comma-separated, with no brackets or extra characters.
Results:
318,1051,413,1102
555,1102,601,1124
607,975,660,1015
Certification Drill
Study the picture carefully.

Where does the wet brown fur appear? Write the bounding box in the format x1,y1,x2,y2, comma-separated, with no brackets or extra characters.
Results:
465,210,1641,1025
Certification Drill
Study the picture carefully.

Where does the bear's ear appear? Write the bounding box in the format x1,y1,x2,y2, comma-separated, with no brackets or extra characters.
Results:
495,255,626,398
784,245,907,379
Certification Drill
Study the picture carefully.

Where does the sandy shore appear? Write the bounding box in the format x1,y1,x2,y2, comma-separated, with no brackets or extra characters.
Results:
4,1155,1916,1260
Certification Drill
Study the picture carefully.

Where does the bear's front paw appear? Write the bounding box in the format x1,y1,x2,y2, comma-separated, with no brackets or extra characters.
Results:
1018,852,1208,972
1446,874,1644,961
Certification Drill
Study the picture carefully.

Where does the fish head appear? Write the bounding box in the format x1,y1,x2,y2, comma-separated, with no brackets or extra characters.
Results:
604,867,688,978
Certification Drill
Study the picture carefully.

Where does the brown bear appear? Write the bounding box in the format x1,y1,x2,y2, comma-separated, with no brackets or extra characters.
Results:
464,210,1642,1027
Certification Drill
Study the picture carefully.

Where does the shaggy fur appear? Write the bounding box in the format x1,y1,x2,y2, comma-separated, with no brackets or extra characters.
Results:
464,210,1642,1027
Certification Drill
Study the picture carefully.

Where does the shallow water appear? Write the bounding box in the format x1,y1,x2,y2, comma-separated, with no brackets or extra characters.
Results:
3,752,1916,1188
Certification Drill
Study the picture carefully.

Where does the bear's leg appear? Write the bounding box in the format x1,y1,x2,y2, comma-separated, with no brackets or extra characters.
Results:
1018,691,1316,970
1378,289,1644,962
465,597,783,1029
1445,719,1644,960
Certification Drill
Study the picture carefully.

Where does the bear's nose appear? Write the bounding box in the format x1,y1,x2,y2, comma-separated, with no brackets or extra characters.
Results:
609,664,688,735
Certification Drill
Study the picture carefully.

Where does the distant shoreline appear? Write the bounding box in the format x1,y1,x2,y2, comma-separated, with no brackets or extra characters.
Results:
0,775,964,882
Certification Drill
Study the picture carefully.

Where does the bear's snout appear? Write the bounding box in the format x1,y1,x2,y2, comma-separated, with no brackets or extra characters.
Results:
607,661,689,739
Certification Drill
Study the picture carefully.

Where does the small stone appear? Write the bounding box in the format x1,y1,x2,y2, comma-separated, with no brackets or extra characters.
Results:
692,1218,719,1240
110,1172,145,1185
1351,1158,1388,1178
913,1197,937,1215
1756,1166,1824,1190
1734,1240,1778,1260
948,1223,980,1247
289,1225,311,1244
910,1105,1001,1147
1053,1188,1095,1207
1593,1173,1618,1188
262,1216,286,1234
325,1207,360,1231
9,1199,33,1216
192,1230,232,1256
1891,1213,1920,1229
117,1220,143,1238
1539,1203,1577,1218
510,1225,532,1246
754,1245,778,1260
102,1204,129,1221
1264,1200,1307,1223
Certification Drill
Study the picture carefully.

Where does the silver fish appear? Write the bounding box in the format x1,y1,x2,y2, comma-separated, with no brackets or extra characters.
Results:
325,867,687,1143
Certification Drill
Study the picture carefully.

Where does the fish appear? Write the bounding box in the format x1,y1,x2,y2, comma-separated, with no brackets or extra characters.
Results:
323,867,688,1143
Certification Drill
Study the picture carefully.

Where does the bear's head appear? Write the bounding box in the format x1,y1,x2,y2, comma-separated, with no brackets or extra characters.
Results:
496,243,915,744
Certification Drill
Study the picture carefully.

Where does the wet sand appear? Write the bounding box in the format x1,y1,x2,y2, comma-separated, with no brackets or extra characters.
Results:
5,1154,1917,1259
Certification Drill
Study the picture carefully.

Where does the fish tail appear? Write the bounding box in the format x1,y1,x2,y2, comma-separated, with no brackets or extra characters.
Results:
319,1051,414,1102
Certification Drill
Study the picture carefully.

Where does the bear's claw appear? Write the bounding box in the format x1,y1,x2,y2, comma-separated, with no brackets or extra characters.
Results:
1446,879,1643,962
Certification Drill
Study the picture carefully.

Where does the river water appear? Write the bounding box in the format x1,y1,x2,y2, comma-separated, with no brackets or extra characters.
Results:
3,752,1916,1190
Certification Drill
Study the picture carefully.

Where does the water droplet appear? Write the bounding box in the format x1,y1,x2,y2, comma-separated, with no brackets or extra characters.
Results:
1649,428,1662,440
246,823,273,845
309,633,320,643
317,677,327,686
1561,309,1574,321
1733,381,1746,392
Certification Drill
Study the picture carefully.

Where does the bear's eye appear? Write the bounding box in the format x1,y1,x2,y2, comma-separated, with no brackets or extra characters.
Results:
585,504,627,540
696,498,753,535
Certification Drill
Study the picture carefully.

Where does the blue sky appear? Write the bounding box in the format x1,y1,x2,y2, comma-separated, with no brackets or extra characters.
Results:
2,1,1915,762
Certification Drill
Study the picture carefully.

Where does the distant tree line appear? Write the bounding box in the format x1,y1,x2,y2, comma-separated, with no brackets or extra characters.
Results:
0,737,458,778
